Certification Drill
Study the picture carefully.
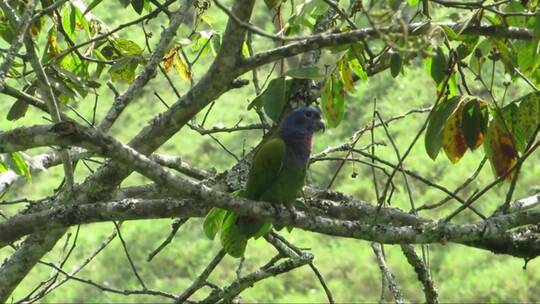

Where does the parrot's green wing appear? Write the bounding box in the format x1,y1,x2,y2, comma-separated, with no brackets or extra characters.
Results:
243,137,286,199
203,189,243,240
220,137,286,257
203,208,227,240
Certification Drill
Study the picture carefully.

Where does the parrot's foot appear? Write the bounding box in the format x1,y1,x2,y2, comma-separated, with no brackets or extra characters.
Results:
284,204,297,233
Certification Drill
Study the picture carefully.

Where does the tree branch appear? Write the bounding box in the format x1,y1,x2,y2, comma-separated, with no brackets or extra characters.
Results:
97,1,193,132
240,22,533,73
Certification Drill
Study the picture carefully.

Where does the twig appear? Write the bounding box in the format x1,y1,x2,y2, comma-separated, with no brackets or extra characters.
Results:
97,1,193,132
175,250,226,303
113,221,147,290
24,227,119,303
147,218,188,262
416,157,487,212
24,35,75,190
38,262,176,300
445,142,540,221
200,254,313,303
213,0,331,42
267,232,335,304
323,107,431,189
371,243,404,304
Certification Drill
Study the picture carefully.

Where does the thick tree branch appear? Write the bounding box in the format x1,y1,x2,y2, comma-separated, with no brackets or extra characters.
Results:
1,183,540,253
401,245,438,304
240,22,533,73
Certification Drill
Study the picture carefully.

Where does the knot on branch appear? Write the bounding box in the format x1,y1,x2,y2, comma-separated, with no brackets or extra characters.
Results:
54,204,82,227
49,121,87,145
230,78,249,88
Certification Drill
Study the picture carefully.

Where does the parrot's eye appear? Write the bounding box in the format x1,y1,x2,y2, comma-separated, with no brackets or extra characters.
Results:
305,111,312,117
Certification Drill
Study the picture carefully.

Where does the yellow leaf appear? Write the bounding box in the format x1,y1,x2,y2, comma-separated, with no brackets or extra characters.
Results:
162,47,177,73
174,51,191,81
442,101,467,163
242,41,250,58
339,56,354,92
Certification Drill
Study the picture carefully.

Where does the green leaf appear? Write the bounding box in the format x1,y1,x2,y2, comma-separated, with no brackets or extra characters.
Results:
390,53,402,78
469,39,491,75
8,152,31,181
248,91,265,111
113,38,143,56
0,161,7,173
52,63,99,92
62,5,76,40
505,2,528,27
84,0,104,14
447,73,458,97
62,4,88,40
408,0,420,6
461,99,487,150
0,21,15,43
118,0,130,7
263,77,289,122
47,73,78,102
264,0,283,9
349,58,368,81
210,34,221,56
131,0,144,14
203,208,227,240
442,25,459,40
6,99,29,121
285,65,323,79
430,47,447,84
517,40,537,72
321,74,345,128
425,96,462,160
457,42,475,60
492,39,516,76
511,92,540,152
58,52,89,78
109,57,139,83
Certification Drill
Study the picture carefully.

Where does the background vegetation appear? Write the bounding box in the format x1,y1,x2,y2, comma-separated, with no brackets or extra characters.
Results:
1,0,540,302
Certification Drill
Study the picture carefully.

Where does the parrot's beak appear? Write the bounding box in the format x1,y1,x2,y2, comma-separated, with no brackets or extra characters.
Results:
314,120,325,132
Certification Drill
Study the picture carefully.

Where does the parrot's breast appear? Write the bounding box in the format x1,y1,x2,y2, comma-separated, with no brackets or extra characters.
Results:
260,161,307,204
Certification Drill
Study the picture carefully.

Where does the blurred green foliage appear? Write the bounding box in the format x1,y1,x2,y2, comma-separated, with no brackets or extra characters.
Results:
1,0,540,302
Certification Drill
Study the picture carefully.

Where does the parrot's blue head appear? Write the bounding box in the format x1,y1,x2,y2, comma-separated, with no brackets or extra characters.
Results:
278,106,324,163
279,107,325,135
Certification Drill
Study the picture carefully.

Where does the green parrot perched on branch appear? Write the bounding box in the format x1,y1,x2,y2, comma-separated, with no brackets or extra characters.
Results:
204,107,325,257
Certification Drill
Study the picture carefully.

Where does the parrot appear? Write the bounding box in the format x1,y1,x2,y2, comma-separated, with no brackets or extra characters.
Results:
203,106,325,258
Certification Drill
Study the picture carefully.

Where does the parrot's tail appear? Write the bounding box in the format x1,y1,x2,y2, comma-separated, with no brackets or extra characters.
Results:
220,212,271,258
